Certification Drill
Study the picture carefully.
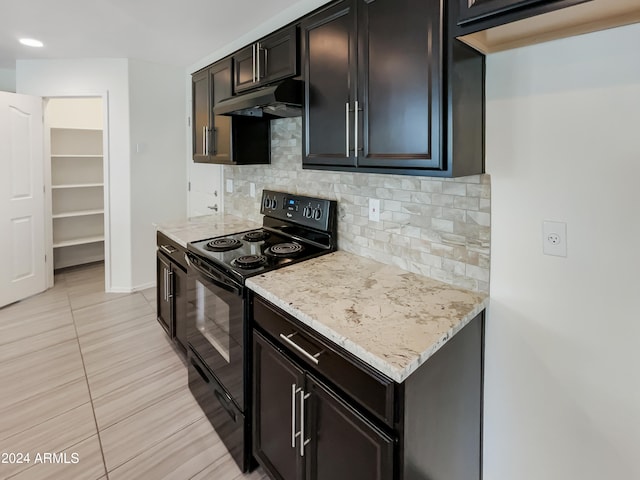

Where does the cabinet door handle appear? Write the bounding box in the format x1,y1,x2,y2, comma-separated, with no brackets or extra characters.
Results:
212,126,218,155
354,100,359,159
202,126,206,155
256,42,261,80
279,333,322,365
291,383,302,448
160,245,177,255
167,271,174,299
252,43,257,83
299,389,311,457
345,102,350,158
163,268,168,302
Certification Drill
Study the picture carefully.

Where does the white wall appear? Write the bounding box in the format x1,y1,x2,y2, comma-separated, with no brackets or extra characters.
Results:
16,58,133,291
484,23,640,480
128,60,186,288
0,68,16,92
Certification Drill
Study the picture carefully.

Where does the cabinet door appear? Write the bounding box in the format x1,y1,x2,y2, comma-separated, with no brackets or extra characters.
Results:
301,0,358,167
253,332,305,480
259,26,298,85
172,263,188,351
357,0,442,170
233,45,257,93
457,0,550,24
192,69,211,162
156,253,173,337
209,59,233,164
305,375,394,480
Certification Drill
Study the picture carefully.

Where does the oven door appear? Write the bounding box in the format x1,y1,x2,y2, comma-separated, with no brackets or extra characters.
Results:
185,253,246,410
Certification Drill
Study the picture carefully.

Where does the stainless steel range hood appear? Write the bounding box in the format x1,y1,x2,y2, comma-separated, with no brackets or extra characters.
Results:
213,79,303,118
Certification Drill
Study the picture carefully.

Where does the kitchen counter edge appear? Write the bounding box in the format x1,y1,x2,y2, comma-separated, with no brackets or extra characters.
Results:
246,251,489,383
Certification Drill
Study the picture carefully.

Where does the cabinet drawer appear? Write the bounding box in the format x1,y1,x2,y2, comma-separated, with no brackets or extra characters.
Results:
253,296,396,427
156,231,186,268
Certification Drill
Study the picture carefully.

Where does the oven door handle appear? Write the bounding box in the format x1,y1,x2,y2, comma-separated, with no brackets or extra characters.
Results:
185,253,242,295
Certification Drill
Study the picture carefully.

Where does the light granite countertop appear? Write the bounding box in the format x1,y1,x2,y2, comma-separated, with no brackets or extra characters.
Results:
246,250,489,383
155,214,261,248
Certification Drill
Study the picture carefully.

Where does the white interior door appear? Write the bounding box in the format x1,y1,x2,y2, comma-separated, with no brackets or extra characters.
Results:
0,92,46,307
188,162,223,217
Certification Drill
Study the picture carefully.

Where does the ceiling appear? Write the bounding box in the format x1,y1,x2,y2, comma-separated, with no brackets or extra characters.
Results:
0,0,312,69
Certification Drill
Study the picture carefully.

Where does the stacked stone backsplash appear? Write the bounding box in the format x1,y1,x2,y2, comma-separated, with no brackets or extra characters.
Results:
224,117,491,293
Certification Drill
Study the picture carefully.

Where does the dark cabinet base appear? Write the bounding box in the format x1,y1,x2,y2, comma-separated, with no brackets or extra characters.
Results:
252,295,484,480
156,232,188,353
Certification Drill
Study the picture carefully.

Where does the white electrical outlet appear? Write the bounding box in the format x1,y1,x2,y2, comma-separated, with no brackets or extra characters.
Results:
542,221,567,257
250,182,256,198
369,198,380,222
226,179,233,193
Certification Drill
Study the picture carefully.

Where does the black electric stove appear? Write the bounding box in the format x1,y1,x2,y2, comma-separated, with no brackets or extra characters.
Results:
184,190,336,473
187,190,336,284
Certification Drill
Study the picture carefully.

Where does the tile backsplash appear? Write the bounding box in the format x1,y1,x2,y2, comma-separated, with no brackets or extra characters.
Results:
224,118,490,293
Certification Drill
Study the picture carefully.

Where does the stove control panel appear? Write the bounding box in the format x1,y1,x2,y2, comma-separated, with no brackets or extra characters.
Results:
261,190,336,233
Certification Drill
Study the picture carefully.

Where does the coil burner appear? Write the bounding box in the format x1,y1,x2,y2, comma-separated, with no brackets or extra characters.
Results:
266,242,304,257
232,254,268,269
205,238,243,252
242,230,270,242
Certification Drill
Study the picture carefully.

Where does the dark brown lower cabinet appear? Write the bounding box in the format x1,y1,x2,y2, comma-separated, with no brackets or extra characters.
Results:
253,331,393,480
252,295,484,480
156,232,188,352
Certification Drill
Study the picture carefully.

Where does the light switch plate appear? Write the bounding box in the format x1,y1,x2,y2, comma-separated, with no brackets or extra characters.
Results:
543,221,567,257
250,182,256,198
226,179,233,193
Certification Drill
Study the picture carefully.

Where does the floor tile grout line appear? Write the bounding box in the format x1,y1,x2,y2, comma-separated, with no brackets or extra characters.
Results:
93,379,191,433
66,279,110,480
104,414,206,475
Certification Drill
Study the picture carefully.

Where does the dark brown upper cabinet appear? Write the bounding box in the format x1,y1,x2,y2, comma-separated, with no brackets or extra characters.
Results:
192,58,270,165
301,0,485,178
233,26,299,94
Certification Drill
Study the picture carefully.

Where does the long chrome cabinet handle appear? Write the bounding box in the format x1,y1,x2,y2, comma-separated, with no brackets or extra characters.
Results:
163,268,168,302
291,384,302,448
345,102,350,158
257,42,261,80
202,126,206,155
252,43,257,83
354,100,359,159
279,333,321,365
167,271,174,299
299,390,311,457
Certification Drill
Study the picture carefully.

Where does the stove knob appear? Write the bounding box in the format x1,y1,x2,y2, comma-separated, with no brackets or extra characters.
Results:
303,206,311,218
313,208,322,220
272,198,278,209
263,197,271,209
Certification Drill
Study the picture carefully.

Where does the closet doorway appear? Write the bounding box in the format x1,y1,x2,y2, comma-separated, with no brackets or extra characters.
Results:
44,96,110,287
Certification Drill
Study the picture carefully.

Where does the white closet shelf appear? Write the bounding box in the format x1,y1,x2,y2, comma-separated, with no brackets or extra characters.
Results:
52,209,104,219
53,236,105,248
51,154,103,158
51,183,104,189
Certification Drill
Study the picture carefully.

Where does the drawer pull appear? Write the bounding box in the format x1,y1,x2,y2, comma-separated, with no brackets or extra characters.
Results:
279,333,322,365
160,244,177,254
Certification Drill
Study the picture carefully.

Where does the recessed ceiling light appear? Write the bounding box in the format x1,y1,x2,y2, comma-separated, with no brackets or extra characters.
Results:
19,38,44,48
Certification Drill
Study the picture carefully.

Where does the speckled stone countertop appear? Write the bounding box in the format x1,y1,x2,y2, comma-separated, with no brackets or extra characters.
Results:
246,251,489,383
155,214,261,248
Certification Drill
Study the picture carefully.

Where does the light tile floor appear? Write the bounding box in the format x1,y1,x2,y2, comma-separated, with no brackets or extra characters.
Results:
0,263,267,480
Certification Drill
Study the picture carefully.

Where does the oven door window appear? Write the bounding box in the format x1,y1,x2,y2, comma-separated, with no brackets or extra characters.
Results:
196,281,233,362
188,274,245,409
